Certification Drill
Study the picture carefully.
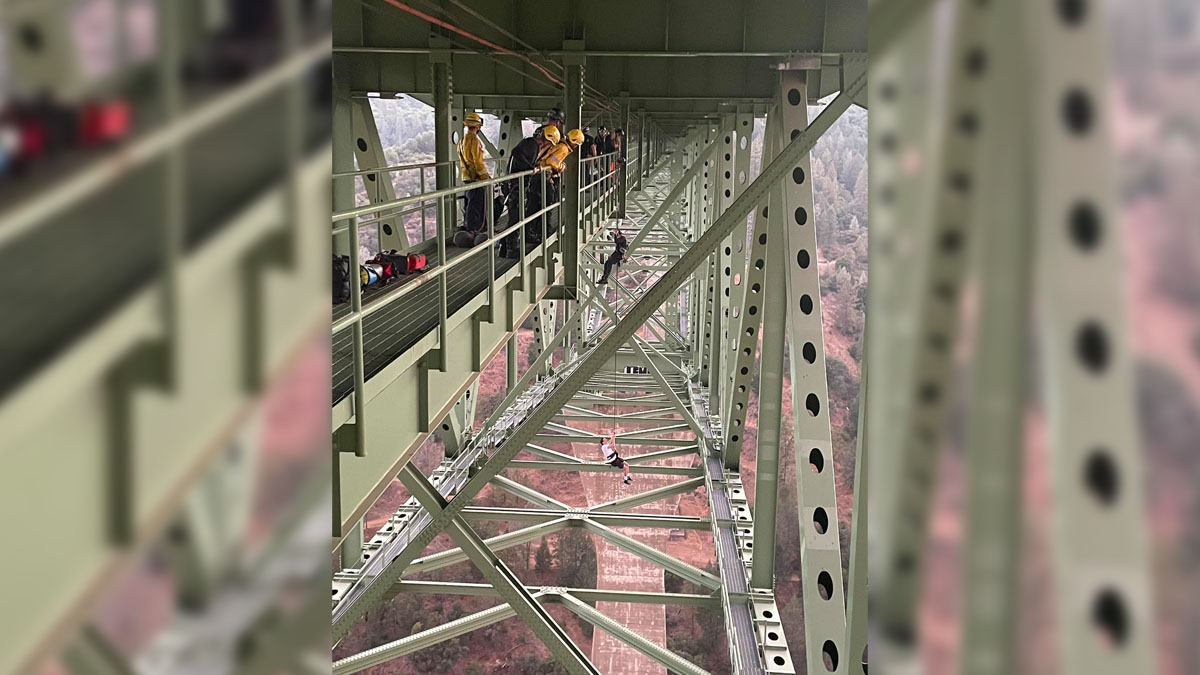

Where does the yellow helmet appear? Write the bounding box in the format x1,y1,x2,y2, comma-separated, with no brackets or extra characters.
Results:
542,126,561,144
567,129,584,146
464,112,483,126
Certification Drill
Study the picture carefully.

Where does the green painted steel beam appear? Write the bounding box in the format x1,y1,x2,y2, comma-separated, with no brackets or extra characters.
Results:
405,517,569,575
590,477,707,514
531,434,695,447
61,627,135,675
334,600,525,675
505,460,703,477
522,443,587,463
392,581,720,608
490,475,572,511
1028,0,1158,672
959,2,1026,672
749,104,786,590
459,508,711,531
582,520,721,591
878,0,989,639
398,466,598,675
558,593,711,675
775,69,849,674
562,50,584,298
846,338,868,675
622,446,701,464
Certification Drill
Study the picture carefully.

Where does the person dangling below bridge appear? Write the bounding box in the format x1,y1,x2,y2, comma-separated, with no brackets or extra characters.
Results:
600,434,632,485
453,112,491,248
596,224,628,285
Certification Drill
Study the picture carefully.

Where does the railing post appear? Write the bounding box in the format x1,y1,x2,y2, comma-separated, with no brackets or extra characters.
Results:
430,40,453,373
437,193,450,373
333,61,366,459
562,40,585,299
637,111,647,191
431,39,454,248
619,99,630,218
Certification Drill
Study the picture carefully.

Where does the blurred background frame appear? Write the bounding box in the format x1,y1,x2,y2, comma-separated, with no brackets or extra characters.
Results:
0,1,332,674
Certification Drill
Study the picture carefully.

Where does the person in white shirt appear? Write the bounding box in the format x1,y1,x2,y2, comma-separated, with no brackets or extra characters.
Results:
600,434,632,485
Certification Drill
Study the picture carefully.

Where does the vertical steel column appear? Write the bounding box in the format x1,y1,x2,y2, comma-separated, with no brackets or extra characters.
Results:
331,68,354,255
340,519,364,569
350,100,409,251
720,112,759,426
1029,0,1157,672
777,71,848,674
846,346,868,675
437,382,479,460
431,43,453,373
704,126,720,393
865,16,936,654
507,334,519,389
878,0,988,637
562,45,585,299
531,300,557,379
960,2,1027,669
619,99,630,218
332,59,365,458
497,110,524,161
635,111,646,191
750,106,785,589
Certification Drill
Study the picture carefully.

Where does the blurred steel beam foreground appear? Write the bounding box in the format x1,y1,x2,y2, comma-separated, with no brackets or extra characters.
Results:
0,0,333,673
867,0,1159,674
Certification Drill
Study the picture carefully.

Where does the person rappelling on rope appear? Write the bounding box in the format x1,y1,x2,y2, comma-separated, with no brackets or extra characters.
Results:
600,433,632,485
596,224,627,285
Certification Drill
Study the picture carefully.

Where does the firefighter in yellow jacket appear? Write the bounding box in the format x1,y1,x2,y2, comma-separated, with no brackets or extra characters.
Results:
537,129,584,235
455,112,491,247
539,128,584,174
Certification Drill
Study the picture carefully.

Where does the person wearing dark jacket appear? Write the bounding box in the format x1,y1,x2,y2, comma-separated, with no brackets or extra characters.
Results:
499,126,557,257
597,225,628,285
580,124,596,186
532,108,565,143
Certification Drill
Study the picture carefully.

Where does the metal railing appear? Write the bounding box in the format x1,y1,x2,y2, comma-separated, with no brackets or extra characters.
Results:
331,147,621,455
334,155,507,245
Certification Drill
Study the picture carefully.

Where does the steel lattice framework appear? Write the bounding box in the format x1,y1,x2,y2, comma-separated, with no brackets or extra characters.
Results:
0,0,1163,674
329,1,868,672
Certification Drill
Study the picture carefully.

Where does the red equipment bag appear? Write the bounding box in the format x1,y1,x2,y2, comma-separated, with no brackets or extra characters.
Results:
378,249,427,274
79,100,132,146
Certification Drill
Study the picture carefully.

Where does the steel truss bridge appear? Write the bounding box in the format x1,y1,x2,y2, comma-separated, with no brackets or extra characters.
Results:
331,0,1159,674
0,0,1160,674
331,1,866,674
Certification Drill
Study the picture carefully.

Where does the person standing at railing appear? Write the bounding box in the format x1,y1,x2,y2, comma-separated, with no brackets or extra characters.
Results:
609,128,625,172
538,129,585,236
580,124,597,186
454,112,491,248
534,108,565,140
597,126,611,155
498,126,556,258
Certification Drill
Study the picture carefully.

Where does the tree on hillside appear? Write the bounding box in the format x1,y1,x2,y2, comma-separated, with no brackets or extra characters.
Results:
535,538,553,572
555,528,597,589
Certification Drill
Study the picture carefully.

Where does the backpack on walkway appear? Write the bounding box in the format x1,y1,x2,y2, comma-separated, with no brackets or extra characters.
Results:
333,254,350,304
